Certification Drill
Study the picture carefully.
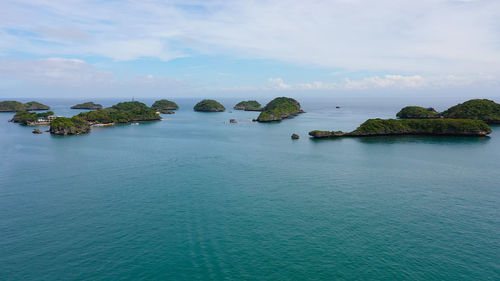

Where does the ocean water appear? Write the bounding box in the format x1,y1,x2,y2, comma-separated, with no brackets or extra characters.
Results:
1,96,499,280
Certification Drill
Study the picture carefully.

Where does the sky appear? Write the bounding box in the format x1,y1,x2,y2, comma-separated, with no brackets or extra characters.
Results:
0,0,499,98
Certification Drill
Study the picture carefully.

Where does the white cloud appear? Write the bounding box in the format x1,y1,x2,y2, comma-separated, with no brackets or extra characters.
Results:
0,57,113,85
264,74,499,91
0,0,499,76
268,78,291,89
0,58,189,97
344,75,426,89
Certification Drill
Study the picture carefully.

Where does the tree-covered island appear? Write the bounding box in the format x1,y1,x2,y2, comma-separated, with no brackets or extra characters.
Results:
11,111,55,125
256,97,304,122
396,106,440,119
0,100,50,112
193,99,225,112
47,101,161,135
152,99,179,113
71,102,103,110
442,99,500,124
234,100,262,111
77,101,161,124
50,117,91,135
309,118,491,138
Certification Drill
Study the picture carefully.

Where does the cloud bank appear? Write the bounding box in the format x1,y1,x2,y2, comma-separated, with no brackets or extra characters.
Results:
2,1,500,73
1,0,500,96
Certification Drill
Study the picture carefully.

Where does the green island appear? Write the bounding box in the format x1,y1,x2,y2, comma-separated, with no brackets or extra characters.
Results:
396,106,439,119
152,99,179,113
256,97,304,122
441,99,500,124
11,111,55,125
193,99,225,112
48,101,160,135
50,116,91,135
77,101,161,124
71,102,103,110
234,100,262,111
0,100,50,112
309,118,492,138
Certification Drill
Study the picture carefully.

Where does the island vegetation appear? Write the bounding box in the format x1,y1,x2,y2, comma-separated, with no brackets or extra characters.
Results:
77,101,161,124
71,102,103,110
152,99,179,113
442,99,500,124
257,97,304,122
0,100,50,112
50,116,91,135
396,106,439,119
309,118,491,138
193,99,225,112
11,111,55,125
234,100,262,111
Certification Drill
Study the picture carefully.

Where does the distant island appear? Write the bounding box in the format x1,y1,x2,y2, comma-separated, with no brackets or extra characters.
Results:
257,97,304,122
234,100,262,111
193,99,225,112
6,97,497,138
396,106,439,119
0,100,50,112
309,119,491,138
152,99,179,113
71,102,103,110
50,116,91,135
442,99,500,124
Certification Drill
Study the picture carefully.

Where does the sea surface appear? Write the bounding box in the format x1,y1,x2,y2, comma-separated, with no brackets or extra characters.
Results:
1,96,499,280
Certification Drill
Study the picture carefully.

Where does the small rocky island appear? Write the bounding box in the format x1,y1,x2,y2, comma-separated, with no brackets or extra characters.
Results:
257,97,304,122
442,99,500,124
234,100,262,111
50,116,91,135
396,106,439,119
0,100,50,112
193,99,225,112
71,102,103,110
152,99,179,113
309,119,492,138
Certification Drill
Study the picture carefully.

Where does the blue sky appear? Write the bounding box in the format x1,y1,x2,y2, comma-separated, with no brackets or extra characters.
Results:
0,0,499,98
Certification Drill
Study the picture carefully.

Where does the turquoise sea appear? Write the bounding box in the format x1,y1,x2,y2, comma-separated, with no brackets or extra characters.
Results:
1,96,499,280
